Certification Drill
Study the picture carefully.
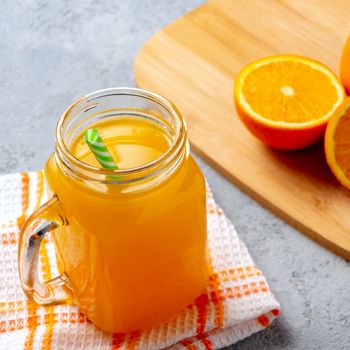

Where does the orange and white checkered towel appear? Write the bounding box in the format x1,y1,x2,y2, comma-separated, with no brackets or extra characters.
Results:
0,171,280,350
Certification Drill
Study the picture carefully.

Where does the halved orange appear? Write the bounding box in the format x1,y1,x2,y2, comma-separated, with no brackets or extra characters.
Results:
340,35,350,95
234,55,345,150
325,97,350,190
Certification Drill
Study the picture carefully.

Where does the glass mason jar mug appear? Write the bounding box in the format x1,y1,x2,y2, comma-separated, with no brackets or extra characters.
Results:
18,88,208,333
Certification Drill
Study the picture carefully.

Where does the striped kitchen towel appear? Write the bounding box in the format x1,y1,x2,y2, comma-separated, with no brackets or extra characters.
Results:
0,171,280,350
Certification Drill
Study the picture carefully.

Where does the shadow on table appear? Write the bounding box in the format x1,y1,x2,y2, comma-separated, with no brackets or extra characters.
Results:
223,318,292,350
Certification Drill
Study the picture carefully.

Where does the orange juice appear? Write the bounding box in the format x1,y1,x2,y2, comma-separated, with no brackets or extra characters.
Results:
44,111,207,332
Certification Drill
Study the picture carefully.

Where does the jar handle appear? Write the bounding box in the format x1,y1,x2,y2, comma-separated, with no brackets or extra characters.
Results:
18,195,73,305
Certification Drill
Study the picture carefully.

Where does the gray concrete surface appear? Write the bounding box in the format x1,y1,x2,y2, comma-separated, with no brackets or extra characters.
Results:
1,1,350,349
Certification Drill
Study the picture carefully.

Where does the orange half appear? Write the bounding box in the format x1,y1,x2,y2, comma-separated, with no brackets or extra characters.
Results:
325,97,350,190
234,55,345,149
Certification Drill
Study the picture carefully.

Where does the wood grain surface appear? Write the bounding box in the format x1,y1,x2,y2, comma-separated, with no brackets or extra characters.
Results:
134,0,350,259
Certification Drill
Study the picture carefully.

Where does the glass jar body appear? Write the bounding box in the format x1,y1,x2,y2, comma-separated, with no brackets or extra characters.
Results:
45,148,207,332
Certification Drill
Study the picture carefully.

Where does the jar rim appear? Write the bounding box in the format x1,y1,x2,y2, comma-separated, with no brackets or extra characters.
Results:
55,87,187,182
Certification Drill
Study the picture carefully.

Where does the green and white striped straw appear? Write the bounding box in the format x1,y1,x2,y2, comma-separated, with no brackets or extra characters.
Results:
84,128,119,171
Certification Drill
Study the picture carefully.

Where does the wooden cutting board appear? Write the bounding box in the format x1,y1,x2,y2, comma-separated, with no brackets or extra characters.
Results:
134,0,350,259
